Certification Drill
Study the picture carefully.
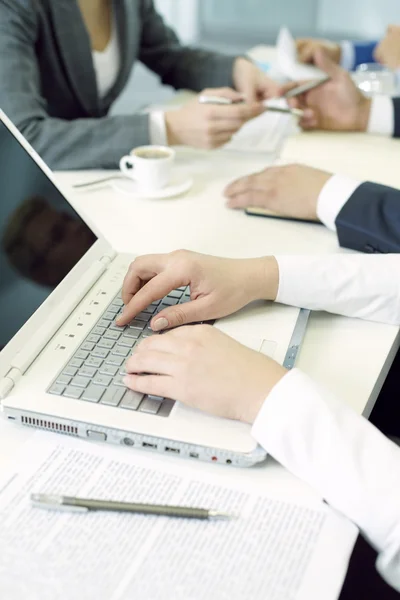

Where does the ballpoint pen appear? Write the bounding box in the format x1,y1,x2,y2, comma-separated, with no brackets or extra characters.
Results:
198,95,304,118
30,493,235,520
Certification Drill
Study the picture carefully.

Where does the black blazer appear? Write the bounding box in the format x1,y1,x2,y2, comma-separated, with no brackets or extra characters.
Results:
0,0,236,170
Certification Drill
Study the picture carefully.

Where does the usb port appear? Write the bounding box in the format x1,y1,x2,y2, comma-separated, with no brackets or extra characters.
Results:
142,442,157,449
165,446,180,454
189,452,199,459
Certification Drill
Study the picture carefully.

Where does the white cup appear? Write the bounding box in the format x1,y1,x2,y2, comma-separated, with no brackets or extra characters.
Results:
119,145,175,192
353,63,397,96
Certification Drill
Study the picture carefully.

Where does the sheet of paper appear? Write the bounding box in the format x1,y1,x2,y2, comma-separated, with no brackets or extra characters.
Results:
277,27,325,81
0,433,357,600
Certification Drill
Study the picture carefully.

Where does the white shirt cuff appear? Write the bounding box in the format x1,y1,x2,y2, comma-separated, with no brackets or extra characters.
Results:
340,41,356,71
149,111,168,145
367,96,394,136
316,174,362,231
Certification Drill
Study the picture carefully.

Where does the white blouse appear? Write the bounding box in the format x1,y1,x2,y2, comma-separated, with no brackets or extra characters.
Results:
92,12,121,99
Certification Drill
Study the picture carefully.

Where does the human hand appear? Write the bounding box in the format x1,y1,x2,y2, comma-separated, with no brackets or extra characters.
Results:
232,57,281,102
124,325,286,424
281,50,371,132
225,163,332,217
374,25,400,69
165,87,263,149
296,38,341,65
117,250,279,329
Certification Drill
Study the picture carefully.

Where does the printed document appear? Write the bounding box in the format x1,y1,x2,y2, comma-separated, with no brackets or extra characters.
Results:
0,433,357,600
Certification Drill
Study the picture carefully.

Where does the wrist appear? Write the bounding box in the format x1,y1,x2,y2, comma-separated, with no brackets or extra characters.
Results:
247,256,279,302
355,96,372,132
241,361,288,424
165,110,182,146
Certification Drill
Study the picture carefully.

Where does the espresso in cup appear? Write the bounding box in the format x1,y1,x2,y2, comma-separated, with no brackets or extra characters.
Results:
119,145,175,192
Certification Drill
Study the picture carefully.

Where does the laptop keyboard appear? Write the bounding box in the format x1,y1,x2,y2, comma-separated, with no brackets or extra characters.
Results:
47,287,191,417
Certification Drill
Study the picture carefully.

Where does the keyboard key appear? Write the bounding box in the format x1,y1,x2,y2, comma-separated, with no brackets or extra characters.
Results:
85,356,103,368
141,329,156,338
124,328,140,339
91,347,110,359
86,334,100,344
151,299,161,307
112,375,126,387
97,339,115,350
64,386,83,399
103,312,116,321
109,323,126,332
162,296,179,306
63,366,78,377
81,342,95,352
135,312,151,322
74,350,89,360
120,391,144,410
69,358,84,369
105,355,124,367
128,320,145,330
118,336,137,348
107,304,120,314
71,376,90,388
112,345,131,357
78,366,97,378
142,305,156,314
82,384,105,403
167,290,183,299
48,383,65,395
177,286,187,292
98,319,111,329
56,375,72,386
92,326,106,336
93,374,112,387
104,330,121,341
99,365,118,377
112,298,124,307
148,394,164,402
100,386,126,407
179,296,190,304
139,396,162,415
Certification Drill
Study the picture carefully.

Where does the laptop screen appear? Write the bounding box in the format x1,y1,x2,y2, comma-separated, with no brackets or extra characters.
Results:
0,119,97,350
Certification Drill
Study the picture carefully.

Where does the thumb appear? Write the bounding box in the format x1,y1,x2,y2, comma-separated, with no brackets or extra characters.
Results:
313,48,341,78
150,297,212,331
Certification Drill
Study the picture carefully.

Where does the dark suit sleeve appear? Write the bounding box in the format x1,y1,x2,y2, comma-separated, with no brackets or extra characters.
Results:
335,182,400,253
138,0,237,91
352,41,378,69
393,98,400,138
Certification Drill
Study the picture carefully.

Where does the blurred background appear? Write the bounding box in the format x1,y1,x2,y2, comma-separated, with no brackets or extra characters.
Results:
113,0,400,114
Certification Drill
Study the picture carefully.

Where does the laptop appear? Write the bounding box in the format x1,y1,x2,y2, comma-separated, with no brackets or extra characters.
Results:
0,109,302,467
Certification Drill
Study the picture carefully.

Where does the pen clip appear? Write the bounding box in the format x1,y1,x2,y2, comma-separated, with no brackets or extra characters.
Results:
30,493,89,513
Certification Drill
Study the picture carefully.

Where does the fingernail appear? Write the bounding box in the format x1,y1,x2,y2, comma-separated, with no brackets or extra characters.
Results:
123,375,131,386
152,317,169,331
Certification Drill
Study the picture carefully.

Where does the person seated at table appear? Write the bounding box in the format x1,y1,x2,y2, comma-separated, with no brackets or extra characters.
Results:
116,249,400,592
296,24,400,72
0,0,278,170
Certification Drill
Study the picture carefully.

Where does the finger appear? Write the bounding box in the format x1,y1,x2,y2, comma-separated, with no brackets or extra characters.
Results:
123,373,175,399
298,43,315,64
200,87,244,102
150,296,215,331
298,109,318,129
226,190,271,210
224,174,258,197
313,48,341,78
121,254,166,306
209,102,263,123
118,271,186,326
125,350,180,376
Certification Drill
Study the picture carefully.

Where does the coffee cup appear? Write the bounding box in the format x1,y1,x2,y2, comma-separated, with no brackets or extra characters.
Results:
119,145,175,192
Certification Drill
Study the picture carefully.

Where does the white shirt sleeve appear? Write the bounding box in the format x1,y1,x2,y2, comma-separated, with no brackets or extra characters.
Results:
275,254,400,325
251,368,400,592
340,41,356,71
317,174,362,231
149,111,168,145
367,95,394,136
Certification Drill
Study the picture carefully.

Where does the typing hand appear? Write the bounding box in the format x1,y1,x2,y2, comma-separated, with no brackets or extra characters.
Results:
225,163,331,216
374,25,400,69
281,50,371,132
124,325,286,424
232,57,281,102
117,250,279,330
296,38,341,65
165,87,263,149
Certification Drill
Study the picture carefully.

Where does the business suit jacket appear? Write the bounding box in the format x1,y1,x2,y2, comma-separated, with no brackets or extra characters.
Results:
0,0,236,170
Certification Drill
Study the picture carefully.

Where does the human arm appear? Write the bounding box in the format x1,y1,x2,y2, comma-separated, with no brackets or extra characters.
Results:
295,37,378,70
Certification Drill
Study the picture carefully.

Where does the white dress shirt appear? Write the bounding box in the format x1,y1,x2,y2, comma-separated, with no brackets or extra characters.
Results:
251,254,400,591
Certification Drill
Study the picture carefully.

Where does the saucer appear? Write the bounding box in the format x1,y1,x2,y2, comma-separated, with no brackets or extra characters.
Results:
112,175,193,199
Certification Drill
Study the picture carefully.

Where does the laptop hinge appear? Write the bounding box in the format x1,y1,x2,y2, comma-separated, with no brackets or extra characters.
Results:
0,368,22,400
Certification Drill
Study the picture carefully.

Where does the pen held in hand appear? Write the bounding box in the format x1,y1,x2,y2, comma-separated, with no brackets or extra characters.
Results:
198,95,304,118
31,493,235,520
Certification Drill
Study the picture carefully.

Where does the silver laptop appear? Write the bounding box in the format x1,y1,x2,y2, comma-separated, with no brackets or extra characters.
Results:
0,110,302,467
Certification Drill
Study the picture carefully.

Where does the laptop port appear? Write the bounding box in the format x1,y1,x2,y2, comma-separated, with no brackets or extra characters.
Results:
142,442,157,449
189,452,199,459
165,446,180,454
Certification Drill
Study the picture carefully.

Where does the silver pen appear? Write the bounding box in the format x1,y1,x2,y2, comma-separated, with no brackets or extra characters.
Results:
198,95,304,118
31,493,234,520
